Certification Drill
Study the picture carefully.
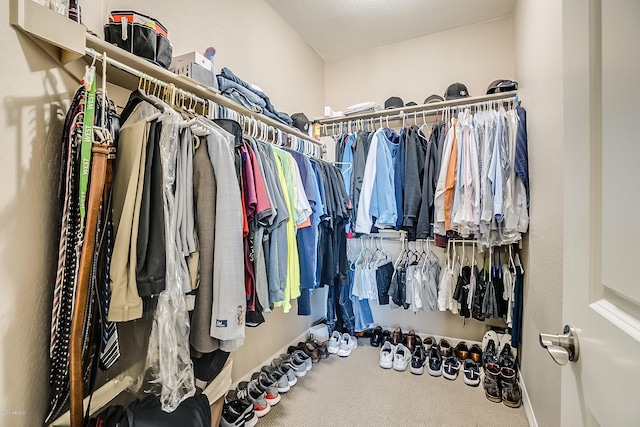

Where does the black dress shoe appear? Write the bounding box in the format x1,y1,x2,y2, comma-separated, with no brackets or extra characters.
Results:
370,326,383,347
381,329,392,344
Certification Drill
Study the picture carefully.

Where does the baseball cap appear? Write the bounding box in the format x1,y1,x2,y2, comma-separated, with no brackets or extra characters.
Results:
424,94,444,104
406,101,417,106
444,82,470,100
486,79,518,94
384,96,404,109
291,112,310,133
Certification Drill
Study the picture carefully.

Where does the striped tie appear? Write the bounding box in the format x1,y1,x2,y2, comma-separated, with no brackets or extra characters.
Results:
99,216,120,369
514,106,529,207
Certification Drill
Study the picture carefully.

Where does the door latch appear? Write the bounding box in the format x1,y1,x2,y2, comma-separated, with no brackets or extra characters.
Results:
539,324,579,365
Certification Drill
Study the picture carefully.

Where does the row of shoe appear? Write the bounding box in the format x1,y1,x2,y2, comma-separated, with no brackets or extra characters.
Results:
220,338,328,426
327,331,359,357
481,331,522,408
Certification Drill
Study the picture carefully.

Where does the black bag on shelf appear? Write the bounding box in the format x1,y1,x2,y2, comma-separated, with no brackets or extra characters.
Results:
104,11,172,69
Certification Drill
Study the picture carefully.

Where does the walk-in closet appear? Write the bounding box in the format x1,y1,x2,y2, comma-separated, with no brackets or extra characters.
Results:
1,0,639,426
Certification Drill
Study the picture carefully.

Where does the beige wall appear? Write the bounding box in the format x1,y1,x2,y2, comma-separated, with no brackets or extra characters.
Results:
0,1,323,425
513,0,564,426
324,17,514,113
323,17,516,345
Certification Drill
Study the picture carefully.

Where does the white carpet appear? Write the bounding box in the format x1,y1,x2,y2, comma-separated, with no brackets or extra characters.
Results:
258,340,529,427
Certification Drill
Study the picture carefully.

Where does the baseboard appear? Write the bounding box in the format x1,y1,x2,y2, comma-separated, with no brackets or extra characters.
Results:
231,329,311,389
519,371,538,427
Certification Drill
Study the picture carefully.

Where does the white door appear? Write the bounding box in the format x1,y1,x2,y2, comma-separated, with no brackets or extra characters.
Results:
561,0,640,425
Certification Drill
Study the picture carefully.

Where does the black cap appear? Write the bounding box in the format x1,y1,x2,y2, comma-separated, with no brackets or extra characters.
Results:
405,101,417,106
444,82,470,100
384,96,404,109
291,112,310,133
424,94,444,104
486,79,518,94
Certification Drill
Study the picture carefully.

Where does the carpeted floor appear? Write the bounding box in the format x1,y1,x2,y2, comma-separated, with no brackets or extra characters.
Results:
259,340,529,427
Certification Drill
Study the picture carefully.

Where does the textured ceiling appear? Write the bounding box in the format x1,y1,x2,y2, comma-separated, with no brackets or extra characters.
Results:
264,0,515,61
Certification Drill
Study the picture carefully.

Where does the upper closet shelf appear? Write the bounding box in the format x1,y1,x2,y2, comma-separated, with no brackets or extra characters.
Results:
10,0,85,63
317,91,518,125
10,0,323,151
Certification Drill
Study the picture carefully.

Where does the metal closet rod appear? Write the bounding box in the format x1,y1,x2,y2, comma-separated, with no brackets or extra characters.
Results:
83,47,326,150
352,234,480,244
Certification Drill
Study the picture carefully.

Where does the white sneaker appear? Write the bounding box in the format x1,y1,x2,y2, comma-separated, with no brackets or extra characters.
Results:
327,331,342,355
337,333,358,357
379,341,395,369
392,344,411,371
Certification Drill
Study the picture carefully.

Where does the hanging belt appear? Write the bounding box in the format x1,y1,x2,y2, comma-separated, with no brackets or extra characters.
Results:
69,140,115,427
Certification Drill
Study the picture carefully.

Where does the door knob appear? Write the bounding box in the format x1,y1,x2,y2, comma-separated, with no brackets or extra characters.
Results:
539,324,579,365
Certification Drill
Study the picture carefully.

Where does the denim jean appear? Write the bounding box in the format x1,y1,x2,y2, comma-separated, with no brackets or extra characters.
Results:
375,261,394,305
326,284,354,335
349,265,374,332
225,89,262,114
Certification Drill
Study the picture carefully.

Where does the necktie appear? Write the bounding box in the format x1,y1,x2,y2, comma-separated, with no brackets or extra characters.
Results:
514,106,530,207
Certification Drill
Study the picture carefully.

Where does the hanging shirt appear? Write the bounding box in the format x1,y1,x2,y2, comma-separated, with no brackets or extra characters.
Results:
370,129,398,228
355,128,381,233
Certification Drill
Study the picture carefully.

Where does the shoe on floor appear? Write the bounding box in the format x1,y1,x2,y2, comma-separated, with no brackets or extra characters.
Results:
439,338,452,358
220,399,257,427
327,331,342,354
337,333,358,357
379,341,395,369
273,353,306,378
409,344,427,375
381,329,392,344
307,338,329,359
501,366,522,408
423,336,436,350
391,327,403,346
482,330,500,353
454,341,469,361
482,338,499,368
251,372,281,406
405,329,417,353
251,366,291,393
236,381,270,417
393,344,411,371
463,359,481,387
443,356,461,380
370,326,383,347
483,362,502,403
469,343,483,364
428,345,443,377
499,343,516,369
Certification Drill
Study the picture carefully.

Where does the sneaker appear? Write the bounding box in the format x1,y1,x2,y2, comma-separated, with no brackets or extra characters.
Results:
499,343,516,369
327,331,342,354
337,333,358,357
428,345,443,377
501,366,522,408
454,341,469,361
273,354,307,378
235,381,270,417
379,341,395,369
251,372,281,406
220,399,257,427
443,356,461,380
409,344,427,375
482,339,499,367
293,350,313,371
261,365,292,392
483,362,502,403
393,344,411,371
463,359,481,387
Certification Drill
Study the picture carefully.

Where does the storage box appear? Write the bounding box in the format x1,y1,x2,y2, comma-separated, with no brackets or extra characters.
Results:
171,61,215,88
170,51,212,72
309,324,329,343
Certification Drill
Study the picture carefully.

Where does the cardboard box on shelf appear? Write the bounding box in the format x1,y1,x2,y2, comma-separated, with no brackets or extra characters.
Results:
170,61,215,88
170,52,212,72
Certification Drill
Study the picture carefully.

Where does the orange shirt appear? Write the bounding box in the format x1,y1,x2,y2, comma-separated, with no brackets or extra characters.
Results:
444,118,458,231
